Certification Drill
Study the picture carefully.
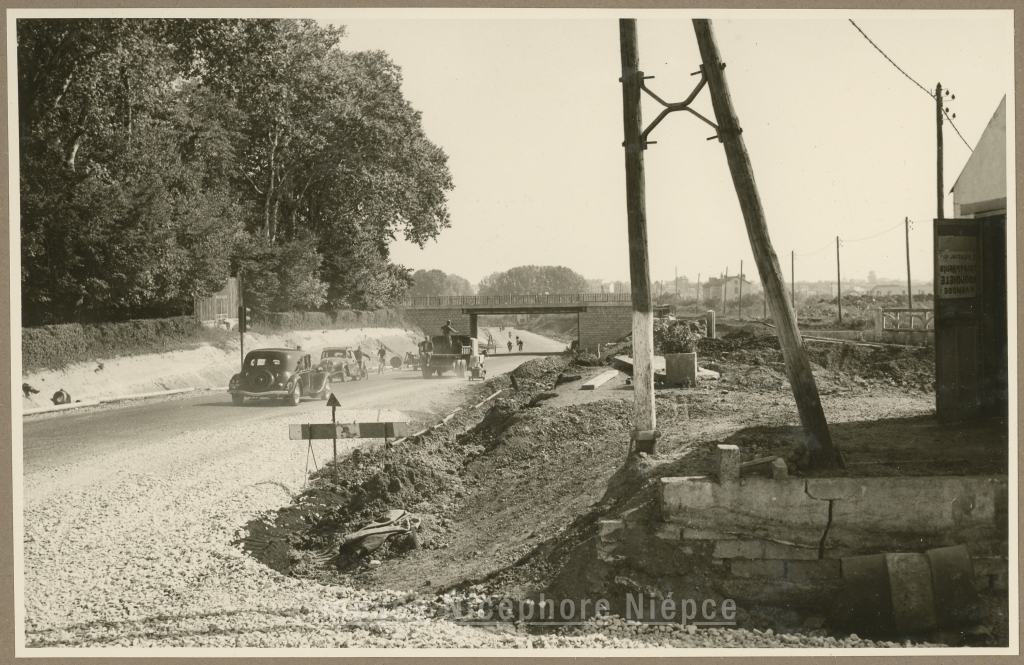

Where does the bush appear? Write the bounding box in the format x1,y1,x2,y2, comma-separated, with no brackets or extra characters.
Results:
22,316,206,373
654,318,707,354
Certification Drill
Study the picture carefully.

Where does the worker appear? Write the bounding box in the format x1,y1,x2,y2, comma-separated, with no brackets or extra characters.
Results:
377,346,388,374
517,337,523,352
441,320,458,351
354,346,364,372
507,340,513,353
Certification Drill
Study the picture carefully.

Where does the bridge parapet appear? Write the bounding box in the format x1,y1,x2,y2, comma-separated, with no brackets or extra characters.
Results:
403,293,633,308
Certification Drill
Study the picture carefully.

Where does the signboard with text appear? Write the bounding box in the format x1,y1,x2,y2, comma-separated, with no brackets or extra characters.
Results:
936,236,978,299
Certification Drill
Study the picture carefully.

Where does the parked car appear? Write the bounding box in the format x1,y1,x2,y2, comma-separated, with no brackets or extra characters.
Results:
228,348,331,406
319,347,369,382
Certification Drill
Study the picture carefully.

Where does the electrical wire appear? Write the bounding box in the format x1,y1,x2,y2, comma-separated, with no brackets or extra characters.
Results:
794,240,835,257
848,20,933,99
843,220,904,243
849,19,974,152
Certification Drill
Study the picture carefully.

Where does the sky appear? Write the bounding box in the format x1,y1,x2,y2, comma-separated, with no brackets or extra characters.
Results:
317,10,1012,288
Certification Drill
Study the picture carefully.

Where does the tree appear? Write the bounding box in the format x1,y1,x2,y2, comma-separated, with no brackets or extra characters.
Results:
478,266,587,295
18,18,454,323
407,269,474,298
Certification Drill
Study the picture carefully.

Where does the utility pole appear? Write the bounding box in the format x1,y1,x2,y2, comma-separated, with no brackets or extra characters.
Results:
696,272,701,307
723,266,729,313
936,83,944,220
693,18,843,469
836,236,843,324
618,18,656,453
791,251,795,311
675,266,678,295
905,217,913,309
739,260,743,319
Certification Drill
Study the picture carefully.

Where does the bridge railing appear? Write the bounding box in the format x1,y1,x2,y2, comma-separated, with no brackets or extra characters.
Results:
402,293,634,307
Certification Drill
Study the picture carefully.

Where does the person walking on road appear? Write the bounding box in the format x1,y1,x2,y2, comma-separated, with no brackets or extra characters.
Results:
377,346,388,374
507,340,513,353
354,346,365,373
441,320,458,352
517,337,523,352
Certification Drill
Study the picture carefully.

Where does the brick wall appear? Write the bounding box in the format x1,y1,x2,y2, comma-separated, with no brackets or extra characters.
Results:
578,306,633,352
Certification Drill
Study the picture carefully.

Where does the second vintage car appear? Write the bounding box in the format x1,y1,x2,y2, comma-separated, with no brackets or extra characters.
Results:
319,347,369,382
228,348,332,406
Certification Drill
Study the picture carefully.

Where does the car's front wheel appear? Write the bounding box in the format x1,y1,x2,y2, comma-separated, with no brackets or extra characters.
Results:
288,384,302,406
231,394,244,405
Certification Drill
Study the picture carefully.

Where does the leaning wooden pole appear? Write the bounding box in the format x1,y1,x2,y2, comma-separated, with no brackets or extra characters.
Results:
693,19,843,469
619,18,657,453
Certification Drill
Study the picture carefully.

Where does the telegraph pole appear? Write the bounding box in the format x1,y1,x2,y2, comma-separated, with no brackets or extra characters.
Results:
723,266,729,313
693,18,842,469
618,18,656,453
905,217,913,309
936,83,944,220
791,251,795,310
696,272,701,306
739,260,743,319
836,236,843,323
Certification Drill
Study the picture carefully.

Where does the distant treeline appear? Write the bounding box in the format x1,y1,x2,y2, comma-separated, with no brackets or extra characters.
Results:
19,19,453,326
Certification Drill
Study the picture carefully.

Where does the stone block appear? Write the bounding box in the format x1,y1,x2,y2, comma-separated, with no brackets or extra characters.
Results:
683,528,737,541
713,539,765,559
763,540,819,560
665,353,697,387
717,444,740,483
823,476,1007,554
787,559,841,582
731,559,786,579
771,457,788,481
660,476,828,548
653,524,681,541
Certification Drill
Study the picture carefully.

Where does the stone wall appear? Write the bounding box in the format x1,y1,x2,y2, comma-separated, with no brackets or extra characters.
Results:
578,305,633,352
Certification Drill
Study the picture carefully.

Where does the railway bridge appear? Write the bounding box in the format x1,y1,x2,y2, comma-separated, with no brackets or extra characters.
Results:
400,294,634,352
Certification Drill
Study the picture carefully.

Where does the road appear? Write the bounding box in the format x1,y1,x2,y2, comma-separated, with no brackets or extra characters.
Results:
22,328,565,474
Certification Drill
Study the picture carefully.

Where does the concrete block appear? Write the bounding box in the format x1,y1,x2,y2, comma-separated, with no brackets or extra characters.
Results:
718,444,740,483
823,476,1007,554
660,476,828,548
665,353,697,387
771,458,788,481
787,559,841,582
713,539,765,559
731,559,786,579
683,528,737,540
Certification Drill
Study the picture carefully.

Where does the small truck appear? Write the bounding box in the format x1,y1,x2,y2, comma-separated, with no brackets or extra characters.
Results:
420,334,485,379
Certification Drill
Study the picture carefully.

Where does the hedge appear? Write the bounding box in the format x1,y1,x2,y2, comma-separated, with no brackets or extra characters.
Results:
252,309,411,333
23,309,416,373
22,316,207,373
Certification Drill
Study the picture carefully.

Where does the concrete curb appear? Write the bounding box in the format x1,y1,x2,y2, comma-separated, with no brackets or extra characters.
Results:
23,387,198,416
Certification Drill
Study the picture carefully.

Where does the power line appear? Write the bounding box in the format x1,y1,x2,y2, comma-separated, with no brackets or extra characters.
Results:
795,240,834,257
849,19,974,153
848,20,932,99
844,220,904,243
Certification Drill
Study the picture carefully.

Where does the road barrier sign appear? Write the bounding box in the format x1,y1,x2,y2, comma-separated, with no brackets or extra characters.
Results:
288,422,410,440
290,394,410,484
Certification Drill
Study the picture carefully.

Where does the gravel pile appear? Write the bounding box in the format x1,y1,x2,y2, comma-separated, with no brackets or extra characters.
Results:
23,404,921,650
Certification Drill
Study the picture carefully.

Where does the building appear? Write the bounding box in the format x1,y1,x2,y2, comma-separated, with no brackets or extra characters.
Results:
868,284,907,297
936,95,1007,421
702,274,756,302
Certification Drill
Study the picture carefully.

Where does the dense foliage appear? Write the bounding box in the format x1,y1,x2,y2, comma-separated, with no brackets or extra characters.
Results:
477,265,586,296
19,19,453,325
406,269,474,298
653,318,706,354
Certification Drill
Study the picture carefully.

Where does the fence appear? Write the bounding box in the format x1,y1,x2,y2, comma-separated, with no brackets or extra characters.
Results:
880,308,935,331
402,293,634,307
194,278,238,322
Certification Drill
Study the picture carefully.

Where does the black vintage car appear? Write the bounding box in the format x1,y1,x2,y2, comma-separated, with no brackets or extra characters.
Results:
228,348,331,406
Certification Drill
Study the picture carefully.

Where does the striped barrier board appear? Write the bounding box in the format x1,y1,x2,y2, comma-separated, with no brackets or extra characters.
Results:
289,422,410,440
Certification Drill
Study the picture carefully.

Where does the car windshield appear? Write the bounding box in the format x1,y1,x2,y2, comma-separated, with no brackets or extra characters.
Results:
322,349,349,359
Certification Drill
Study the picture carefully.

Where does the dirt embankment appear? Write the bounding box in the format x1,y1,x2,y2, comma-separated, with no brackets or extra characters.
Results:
21,327,423,410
